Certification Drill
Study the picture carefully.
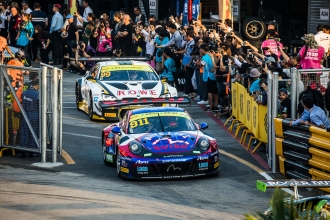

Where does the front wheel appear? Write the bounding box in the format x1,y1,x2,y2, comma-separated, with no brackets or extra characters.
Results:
116,151,122,177
75,84,82,110
89,95,94,120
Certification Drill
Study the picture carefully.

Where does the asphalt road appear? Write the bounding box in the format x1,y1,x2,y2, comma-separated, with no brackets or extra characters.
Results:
0,68,324,219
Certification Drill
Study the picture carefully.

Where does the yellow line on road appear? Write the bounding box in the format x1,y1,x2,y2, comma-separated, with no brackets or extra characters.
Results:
61,150,75,164
218,149,264,173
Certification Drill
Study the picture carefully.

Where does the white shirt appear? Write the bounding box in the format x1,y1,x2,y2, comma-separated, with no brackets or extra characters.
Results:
315,31,330,52
0,11,6,29
22,8,32,14
83,6,93,22
141,29,155,55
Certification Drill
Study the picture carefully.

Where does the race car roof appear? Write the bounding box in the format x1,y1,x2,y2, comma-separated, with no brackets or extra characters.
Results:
131,107,185,115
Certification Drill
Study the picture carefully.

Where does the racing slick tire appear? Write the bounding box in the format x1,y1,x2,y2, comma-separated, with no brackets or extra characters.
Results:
242,17,266,41
116,151,125,179
103,145,110,165
88,94,94,120
75,84,82,110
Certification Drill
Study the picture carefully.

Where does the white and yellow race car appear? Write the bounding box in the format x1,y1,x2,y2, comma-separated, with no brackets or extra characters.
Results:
75,59,183,121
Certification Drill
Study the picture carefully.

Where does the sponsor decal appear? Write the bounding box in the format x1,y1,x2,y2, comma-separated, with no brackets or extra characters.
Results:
130,118,149,128
266,180,330,187
121,160,128,167
135,160,149,164
210,151,218,156
198,162,208,170
162,158,187,163
106,154,113,162
144,153,152,157
167,164,181,172
130,112,190,121
153,144,188,150
120,167,129,173
163,155,183,158
117,90,157,96
120,156,132,161
214,156,219,162
197,156,209,161
214,161,220,169
101,65,153,72
105,113,116,117
93,96,99,102
193,151,201,154
137,166,148,174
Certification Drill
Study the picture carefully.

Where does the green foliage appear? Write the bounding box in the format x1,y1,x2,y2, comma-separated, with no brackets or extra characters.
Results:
244,188,330,220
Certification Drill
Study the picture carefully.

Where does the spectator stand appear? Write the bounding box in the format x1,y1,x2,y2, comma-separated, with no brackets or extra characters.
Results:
0,64,63,163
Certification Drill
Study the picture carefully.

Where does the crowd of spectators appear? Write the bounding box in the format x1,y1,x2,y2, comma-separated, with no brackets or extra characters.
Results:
3,0,330,134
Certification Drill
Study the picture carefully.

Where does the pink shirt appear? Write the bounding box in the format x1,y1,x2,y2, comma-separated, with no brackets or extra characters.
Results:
97,27,112,53
298,46,325,69
261,39,283,58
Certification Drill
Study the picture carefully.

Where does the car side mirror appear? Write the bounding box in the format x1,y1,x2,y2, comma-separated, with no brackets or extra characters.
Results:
200,122,208,131
86,75,94,80
112,126,121,135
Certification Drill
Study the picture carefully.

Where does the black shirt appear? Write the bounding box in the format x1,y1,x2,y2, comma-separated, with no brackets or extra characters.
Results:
119,23,133,44
66,22,78,41
280,98,291,118
9,14,21,33
216,55,228,83
31,10,48,30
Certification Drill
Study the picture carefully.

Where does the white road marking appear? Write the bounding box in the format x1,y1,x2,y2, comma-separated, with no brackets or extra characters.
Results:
63,132,99,139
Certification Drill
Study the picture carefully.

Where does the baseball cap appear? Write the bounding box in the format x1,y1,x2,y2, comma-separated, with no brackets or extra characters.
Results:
249,68,261,78
54,4,61,9
66,14,73,19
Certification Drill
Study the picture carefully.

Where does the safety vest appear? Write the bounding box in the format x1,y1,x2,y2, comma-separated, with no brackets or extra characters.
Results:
7,59,24,88
12,86,22,113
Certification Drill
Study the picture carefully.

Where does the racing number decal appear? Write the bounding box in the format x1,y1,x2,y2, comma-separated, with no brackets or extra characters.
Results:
130,118,149,128
101,72,111,77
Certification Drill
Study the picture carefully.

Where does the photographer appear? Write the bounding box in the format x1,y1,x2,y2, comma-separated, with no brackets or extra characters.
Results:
30,25,50,64
96,20,112,56
65,14,79,59
154,27,169,73
159,47,176,85
261,29,283,59
116,14,133,56
65,44,85,75
133,24,146,57
78,41,96,71
156,23,182,50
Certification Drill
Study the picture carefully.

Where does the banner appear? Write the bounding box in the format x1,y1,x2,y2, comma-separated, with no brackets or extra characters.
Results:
182,0,188,26
192,0,200,20
251,100,259,139
69,0,76,15
176,0,180,16
188,0,192,21
237,84,246,125
258,105,268,143
218,0,232,22
231,82,238,118
245,95,253,132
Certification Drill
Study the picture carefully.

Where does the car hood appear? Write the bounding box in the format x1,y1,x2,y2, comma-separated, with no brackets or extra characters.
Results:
101,81,165,100
137,131,199,154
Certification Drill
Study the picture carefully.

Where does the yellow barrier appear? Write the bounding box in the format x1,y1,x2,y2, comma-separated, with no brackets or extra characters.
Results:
309,126,330,151
258,105,268,143
237,84,246,125
225,82,238,126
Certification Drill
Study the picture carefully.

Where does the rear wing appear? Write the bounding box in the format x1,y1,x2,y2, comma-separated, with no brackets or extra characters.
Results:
257,179,330,193
78,57,150,62
99,97,191,108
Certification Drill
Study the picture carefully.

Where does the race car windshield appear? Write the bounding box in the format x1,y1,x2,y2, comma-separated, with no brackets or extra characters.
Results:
128,112,196,134
99,65,158,81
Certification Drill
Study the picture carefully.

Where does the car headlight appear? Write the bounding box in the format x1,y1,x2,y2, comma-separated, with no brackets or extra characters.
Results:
198,138,210,151
102,94,115,101
129,141,143,155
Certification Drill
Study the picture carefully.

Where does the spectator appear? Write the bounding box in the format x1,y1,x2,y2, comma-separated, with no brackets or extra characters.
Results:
149,15,156,22
157,23,182,50
16,13,33,67
154,27,169,73
314,24,330,53
8,5,21,47
32,25,50,64
31,2,48,61
261,29,283,59
116,14,133,56
65,14,79,59
50,4,64,65
60,9,70,70
197,44,218,111
301,96,330,131
100,12,109,22
133,6,145,27
82,13,94,45
65,44,84,73
267,22,279,38
81,0,93,22
299,34,325,69
278,88,291,119
249,68,261,94
0,2,7,38
256,79,268,106
159,47,176,85
96,20,112,56
21,0,32,14
78,41,96,71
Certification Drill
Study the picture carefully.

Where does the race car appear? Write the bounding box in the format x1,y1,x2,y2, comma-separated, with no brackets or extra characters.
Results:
75,59,179,121
101,107,220,179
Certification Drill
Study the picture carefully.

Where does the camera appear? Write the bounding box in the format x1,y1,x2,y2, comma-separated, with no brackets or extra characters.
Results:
262,61,266,68
190,45,200,56
103,42,113,53
274,38,281,42
169,44,179,53
247,49,254,59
